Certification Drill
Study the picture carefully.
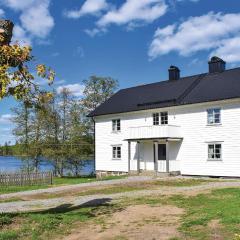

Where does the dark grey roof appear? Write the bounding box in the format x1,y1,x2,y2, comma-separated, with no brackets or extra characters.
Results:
88,68,240,117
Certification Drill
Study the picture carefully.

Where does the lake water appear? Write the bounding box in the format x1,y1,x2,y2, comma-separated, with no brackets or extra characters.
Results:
0,156,95,175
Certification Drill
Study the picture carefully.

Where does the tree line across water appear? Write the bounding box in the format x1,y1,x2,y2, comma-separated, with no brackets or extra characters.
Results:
0,76,119,176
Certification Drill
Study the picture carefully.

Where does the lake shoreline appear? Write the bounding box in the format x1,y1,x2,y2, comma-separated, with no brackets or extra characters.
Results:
0,156,95,175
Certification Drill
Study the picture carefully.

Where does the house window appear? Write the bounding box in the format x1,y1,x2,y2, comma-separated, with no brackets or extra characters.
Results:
112,119,121,132
208,143,222,160
153,113,159,125
207,108,221,124
112,146,121,159
161,112,168,125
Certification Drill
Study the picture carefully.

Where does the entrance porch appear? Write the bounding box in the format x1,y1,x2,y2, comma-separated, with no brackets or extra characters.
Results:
127,138,182,174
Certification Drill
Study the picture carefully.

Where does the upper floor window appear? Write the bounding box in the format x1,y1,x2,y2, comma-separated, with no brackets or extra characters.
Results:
153,112,168,125
208,143,222,160
112,119,121,132
153,113,159,125
207,108,221,125
161,112,168,125
112,146,121,159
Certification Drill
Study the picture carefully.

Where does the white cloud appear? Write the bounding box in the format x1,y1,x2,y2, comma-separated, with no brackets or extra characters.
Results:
85,28,101,37
12,24,32,45
0,8,5,17
211,37,240,63
57,84,84,97
74,46,85,58
20,0,54,38
1,0,54,45
97,0,168,28
67,0,168,36
64,0,108,19
148,12,240,62
0,114,13,124
0,126,14,145
54,79,66,86
0,0,34,10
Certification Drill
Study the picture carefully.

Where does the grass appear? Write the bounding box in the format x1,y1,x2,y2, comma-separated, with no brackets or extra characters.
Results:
77,178,211,196
0,200,123,240
0,175,127,194
1,186,240,239
168,188,240,239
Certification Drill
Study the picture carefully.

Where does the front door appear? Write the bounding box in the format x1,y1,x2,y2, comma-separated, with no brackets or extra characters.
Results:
158,144,166,160
158,144,167,172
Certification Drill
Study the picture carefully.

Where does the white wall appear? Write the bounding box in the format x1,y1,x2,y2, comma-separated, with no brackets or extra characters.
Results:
95,99,240,177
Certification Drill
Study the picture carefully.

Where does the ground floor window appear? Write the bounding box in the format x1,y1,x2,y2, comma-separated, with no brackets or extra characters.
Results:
208,143,222,160
112,146,121,159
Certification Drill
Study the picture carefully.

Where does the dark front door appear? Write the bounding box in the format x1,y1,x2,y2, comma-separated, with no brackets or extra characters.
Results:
158,144,166,160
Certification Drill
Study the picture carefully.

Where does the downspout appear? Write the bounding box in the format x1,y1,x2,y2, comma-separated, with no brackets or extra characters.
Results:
92,117,96,175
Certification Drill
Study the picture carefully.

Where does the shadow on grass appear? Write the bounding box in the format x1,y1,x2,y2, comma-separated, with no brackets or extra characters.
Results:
32,197,113,214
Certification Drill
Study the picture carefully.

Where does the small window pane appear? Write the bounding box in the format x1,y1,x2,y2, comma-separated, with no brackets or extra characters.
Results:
112,146,121,159
207,108,221,124
161,112,168,125
208,144,222,160
112,119,121,131
153,113,159,125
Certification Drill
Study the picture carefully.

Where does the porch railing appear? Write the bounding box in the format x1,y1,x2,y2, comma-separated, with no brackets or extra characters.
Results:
126,125,182,140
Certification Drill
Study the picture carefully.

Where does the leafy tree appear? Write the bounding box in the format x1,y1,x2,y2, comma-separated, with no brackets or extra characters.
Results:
0,20,55,105
12,102,32,153
82,76,119,113
81,76,119,135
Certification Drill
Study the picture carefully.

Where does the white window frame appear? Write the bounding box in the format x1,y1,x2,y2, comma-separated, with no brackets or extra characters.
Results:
207,108,221,125
112,119,121,132
161,112,168,125
112,145,121,160
153,112,168,125
153,113,159,125
207,143,222,161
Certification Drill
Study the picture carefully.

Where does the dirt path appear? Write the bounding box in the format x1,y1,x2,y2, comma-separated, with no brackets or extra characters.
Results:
1,181,240,213
64,205,184,240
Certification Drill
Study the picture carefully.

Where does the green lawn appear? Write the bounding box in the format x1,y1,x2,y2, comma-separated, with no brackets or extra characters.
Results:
0,175,127,194
1,187,240,240
169,188,240,239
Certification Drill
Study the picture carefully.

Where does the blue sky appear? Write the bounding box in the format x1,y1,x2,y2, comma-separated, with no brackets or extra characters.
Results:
0,0,240,145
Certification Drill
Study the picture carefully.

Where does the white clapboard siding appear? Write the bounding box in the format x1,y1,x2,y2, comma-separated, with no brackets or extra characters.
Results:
95,98,240,177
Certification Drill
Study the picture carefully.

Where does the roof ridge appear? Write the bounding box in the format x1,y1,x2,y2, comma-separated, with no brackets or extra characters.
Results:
121,67,240,92
121,72,205,91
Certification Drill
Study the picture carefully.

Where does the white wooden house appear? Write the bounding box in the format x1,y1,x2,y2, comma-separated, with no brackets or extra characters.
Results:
89,57,240,177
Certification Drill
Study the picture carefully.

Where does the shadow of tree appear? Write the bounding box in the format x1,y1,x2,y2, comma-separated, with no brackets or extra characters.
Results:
31,198,113,214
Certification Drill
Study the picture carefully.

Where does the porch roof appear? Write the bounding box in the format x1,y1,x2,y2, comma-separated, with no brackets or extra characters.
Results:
124,137,183,142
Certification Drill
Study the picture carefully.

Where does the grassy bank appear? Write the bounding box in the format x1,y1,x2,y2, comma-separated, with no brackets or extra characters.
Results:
0,175,127,194
1,187,240,239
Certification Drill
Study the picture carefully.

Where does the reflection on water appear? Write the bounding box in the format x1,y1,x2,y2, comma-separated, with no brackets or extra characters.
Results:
0,156,95,175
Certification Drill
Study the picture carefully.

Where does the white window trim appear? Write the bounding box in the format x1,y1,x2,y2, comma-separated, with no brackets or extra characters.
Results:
112,119,121,133
207,142,223,161
153,112,168,125
153,113,160,125
207,108,222,126
160,111,168,125
112,145,122,160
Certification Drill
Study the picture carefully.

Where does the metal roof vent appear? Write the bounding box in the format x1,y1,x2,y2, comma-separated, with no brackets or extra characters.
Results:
208,56,226,73
169,65,180,81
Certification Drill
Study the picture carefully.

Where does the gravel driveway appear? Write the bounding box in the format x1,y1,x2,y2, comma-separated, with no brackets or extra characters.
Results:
1,180,240,213
0,176,152,200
